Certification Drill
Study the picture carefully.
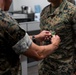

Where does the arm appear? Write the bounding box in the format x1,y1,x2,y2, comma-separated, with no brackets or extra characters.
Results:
30,30,51,42
0,12,60,61
13,33,60,60
23,35,60,60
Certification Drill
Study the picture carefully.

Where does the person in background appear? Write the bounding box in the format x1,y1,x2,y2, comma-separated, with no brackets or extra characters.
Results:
38,0,76,75
0,0,60,75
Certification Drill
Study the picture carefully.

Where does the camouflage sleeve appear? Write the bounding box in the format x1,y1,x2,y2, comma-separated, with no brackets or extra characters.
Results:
12,33,32,54
39,5,46,31
40,11,43,31
72,10,76,47
5,21,32,54
72,7,76,44
40,11,45,31
0,13,32,54
4,20,32,54
72,9,76,73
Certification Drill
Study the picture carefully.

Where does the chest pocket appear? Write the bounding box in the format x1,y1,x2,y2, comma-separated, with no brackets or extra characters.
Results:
54,22,67,34
51,12,71,36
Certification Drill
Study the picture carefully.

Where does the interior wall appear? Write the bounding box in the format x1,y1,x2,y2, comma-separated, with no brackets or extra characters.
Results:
9,0,76,12
12,0,49,12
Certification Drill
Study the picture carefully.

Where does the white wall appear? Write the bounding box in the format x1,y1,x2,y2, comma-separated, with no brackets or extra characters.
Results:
75,0,76,4
12,0,49,12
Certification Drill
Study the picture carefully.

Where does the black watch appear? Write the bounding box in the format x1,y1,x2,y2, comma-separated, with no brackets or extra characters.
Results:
32,35,36,43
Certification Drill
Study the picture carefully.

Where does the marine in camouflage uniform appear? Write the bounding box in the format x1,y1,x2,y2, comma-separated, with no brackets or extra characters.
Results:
0,8,32,75
38,0,76,75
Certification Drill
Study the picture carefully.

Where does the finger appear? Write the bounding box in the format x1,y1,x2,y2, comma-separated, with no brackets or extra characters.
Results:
45,32,51,36
56,35,60,39
43,30,51,33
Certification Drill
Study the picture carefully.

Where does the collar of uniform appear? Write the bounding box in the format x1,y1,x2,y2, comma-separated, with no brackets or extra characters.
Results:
53,0,68,15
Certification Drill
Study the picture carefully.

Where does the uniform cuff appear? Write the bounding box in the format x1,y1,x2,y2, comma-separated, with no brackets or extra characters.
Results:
12,33,32,54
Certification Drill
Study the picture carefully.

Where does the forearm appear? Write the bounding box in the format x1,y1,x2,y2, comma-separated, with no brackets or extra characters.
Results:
24,42,58,60
38,43,58,59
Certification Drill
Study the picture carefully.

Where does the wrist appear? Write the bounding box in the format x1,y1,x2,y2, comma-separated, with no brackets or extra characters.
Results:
34,34,40,42
52,43,59,49
32,35,36,43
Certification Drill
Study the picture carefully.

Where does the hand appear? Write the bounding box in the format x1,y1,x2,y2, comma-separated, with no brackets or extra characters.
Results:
36,30,51,42
51,35,61,47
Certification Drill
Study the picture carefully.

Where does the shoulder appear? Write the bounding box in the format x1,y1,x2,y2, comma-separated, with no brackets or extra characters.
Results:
63,1,76,17
42,4,50,11
0,10,19,28
41,4,50,16
66,2,76,13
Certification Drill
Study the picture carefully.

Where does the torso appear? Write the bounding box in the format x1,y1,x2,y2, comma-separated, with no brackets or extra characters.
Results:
39,0,76,74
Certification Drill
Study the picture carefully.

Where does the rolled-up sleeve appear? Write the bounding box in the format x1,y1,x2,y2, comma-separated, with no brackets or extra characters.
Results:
12,33,32,54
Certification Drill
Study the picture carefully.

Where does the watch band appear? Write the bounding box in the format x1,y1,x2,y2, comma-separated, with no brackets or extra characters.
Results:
32,35,36,43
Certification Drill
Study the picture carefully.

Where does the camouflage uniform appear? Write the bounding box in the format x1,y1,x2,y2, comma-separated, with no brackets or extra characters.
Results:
0,8,32,75
68,0,75,4
38,0,76,75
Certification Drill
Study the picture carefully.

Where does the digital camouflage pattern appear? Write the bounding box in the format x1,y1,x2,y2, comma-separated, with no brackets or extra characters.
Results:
38,0,76,75
68,0,75,4
0,9,25,75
